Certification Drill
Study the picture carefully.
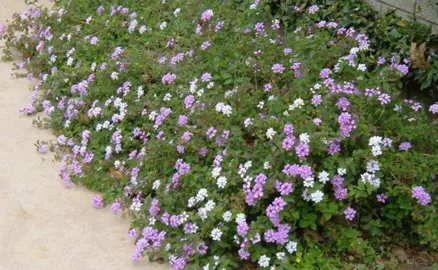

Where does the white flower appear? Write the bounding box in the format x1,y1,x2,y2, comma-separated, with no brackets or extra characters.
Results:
310,190,324,203
366,160,380,173
245,161,252,169
110,72,119,80
361,172,374,183
196,188,208,202
179,212,189,223
212,167,222,178
207,82,214,89
357,63,367,71
371,145,382,156
350,47,359,55
163,93,172,101
276,252,285,260
215,102,233,116
370,177,381,188
258,255,271,268
173,8,181,16
251,233,261,244
222,104,232,116
159,21,167,30
149,217,156,225
205,200,215,211
244,118,253,127
66,57,74,66
263,161,271,170
223,211,232,222
369,136,383,146
394,104,402,112
266,128,277,140
288,98,305,110
211,228,223,241
318,171,330,184
149,111,158,121
286,241,298,254
235,213,246,224
303,177,315,188
217,176,227,189
299,133,310,144
130,201,143,212
198,208,208,220
257,101,264,109
337,168,347,176
152,180,160,190
188,197,196,207
250,4,257,9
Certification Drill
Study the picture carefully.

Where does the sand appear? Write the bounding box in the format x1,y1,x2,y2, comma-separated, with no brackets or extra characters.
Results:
0,1,169,269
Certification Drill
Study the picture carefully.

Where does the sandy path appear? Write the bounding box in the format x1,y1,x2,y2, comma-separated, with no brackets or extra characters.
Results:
0,1,168,269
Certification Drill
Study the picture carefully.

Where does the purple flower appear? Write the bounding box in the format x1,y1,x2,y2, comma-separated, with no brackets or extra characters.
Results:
149,199,160,216
184,95,195,109
275,180,293,195
238,248,250,260
169,215,180,228
399,142,412,151
412,186,431,205
237,222,249,236
344,207,356,221
128,228,138,238
295,143,309,159
308,5,320,14
201,72,212,82
319,68,332,78
376,193,387,203
206,127,217,139
199,147,208,157
201,41,211,50
161,73,176,84
429,103,438,114
111,200,121,214
37,144,48,153
334,188,348,200
282,136,295,151
272,63,285,73
264,82,272,92
0,24,7,37
197,242,208,255
92,195,104,209
178,115,188,126
311,95,322,106
336,97,350,111
200,9,213,21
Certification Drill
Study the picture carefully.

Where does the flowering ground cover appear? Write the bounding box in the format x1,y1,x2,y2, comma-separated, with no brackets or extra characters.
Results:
1,0,438,269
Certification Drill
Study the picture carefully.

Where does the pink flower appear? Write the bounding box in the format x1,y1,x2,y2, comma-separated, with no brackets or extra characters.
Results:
92,195,104,209
200,9,213,21
161,73,176,84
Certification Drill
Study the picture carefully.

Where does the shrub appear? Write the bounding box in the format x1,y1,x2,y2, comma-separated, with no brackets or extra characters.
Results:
2,0,438,269
270,0,438,99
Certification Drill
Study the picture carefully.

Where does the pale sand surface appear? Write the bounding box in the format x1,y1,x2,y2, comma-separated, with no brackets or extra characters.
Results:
0,1,169,269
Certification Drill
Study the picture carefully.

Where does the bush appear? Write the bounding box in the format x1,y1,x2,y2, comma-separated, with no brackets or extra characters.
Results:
270,0,438,99
2,0,438,269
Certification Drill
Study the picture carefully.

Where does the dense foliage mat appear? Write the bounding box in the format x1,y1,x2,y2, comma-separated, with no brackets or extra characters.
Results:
1,0,438,269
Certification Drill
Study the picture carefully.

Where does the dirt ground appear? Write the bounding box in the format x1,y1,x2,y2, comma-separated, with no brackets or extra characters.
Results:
0,1,168,269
